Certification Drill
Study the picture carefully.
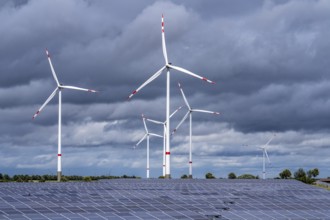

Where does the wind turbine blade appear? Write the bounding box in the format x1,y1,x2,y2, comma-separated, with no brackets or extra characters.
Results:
141,114,148,133
136,134,147,147
149,133,163,138
265,149,271,164
172,111,190,135
147,118,163,125
169,64,215,84
264,134,275,147
192,109,220,115
169,106,183,118
178,83,191,110
161,14,169,64
60,85,97,93
45,49,60,86
128,66,166,99
33,88,58,119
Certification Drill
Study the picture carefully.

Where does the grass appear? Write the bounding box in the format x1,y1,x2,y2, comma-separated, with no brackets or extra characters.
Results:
314,183,330,191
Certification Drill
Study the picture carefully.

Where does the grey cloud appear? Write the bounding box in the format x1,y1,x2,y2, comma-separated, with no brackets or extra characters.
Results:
1,0,330,178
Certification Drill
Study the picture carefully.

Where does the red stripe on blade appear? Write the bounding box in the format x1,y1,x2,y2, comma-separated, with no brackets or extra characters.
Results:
58,154,62,156
166,152,170,155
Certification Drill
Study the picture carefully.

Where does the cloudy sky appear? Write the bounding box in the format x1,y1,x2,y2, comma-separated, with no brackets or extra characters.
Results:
1,0,330,179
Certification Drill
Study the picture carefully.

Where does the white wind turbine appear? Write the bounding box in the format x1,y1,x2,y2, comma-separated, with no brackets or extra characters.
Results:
128,15,215,178
259,134,276,180
145,106,183,177
135,114,163,179
172,82,220,178
33,49,97,182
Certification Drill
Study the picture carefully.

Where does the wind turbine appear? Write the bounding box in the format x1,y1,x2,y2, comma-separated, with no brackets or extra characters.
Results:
259,134,276,180
172,82,220,178
135,114,163,179
33,49,97,182
145,106,183,177
128,15,215,178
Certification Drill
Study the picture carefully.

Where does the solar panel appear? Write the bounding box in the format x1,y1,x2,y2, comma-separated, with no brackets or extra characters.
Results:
0,179,329,219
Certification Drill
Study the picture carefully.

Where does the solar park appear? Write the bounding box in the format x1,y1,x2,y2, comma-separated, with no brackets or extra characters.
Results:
1,179,330,219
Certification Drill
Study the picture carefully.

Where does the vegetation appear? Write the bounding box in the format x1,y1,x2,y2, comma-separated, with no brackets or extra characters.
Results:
0,173,140,182
294,168,306,179
205,172,216,179
83,176,92,182
237,174,258,179
294,168,312,184
228,172,237,179
279,169,292,179
307,168,319,178
181,174,188,179
279,168,320,184
315,183,330,191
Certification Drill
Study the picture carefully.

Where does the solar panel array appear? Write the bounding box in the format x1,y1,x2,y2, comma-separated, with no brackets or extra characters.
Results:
0,179,329,219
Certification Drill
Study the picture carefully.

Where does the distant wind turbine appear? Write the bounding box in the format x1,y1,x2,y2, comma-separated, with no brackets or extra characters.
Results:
135,114,163,179
145,106,183,176
128,15,215,178
172,83,220,178
259,134,276,180
33,49,97,182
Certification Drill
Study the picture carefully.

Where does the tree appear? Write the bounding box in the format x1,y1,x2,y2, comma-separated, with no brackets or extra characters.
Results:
312,168,319,178
228,172,236,179
3,174,10,181
279,169,292,179
307,168,319,178
294,168,306,179
61,176,68,182
237,174,256,179
205,172,215,179
181,174,188,179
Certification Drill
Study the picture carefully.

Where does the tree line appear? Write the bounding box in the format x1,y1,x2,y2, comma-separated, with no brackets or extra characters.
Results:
278,168,320,184
0,173,139,182
180,167,323,184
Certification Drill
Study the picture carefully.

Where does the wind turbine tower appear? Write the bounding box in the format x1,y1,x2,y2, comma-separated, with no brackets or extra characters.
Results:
260,134,276,180
33,49,97,182
128,15,215,178
145,106,183,176
172,83,220,178
135,114,163,178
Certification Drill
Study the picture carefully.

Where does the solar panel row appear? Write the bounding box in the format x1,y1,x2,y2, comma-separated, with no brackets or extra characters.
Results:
0,179,329,220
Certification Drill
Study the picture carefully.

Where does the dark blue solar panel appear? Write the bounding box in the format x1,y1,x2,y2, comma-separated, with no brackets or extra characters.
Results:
0,179,330,219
